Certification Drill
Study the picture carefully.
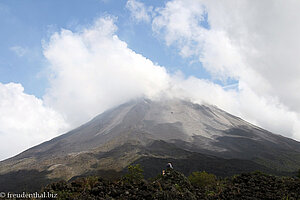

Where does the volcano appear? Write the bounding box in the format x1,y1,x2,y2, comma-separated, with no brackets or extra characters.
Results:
1,98,300,192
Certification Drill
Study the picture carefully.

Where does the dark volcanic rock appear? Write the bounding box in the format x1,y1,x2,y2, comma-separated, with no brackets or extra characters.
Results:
44,169,198,200
219,172,300,200
43,170,300,200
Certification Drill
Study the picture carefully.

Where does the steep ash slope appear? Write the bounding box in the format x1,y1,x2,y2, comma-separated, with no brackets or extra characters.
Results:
9,98,299,159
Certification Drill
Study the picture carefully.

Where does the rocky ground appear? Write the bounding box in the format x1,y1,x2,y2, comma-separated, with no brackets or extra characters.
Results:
43,169,300,200
219,172,300,200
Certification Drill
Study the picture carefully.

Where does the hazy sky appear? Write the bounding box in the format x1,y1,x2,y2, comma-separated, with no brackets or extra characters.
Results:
1,0,300,160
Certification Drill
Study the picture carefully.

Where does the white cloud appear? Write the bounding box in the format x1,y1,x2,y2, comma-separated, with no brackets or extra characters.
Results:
10,46,28,57
0,82,69,160
41,15,300,140
126,0,152,23
150,0,300,140
43,17,170,127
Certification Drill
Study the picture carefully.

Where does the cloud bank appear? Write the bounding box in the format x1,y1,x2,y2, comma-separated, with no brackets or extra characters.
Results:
0,83,68,160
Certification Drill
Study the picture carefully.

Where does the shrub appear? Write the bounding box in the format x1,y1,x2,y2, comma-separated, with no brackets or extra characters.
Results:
188,171,216,188
123,164,144,183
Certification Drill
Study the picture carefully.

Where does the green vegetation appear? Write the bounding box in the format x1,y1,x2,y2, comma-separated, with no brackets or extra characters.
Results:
188,171,216,188
123,164,144,183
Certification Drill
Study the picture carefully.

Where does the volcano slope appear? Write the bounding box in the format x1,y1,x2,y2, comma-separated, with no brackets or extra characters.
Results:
1,98,300,192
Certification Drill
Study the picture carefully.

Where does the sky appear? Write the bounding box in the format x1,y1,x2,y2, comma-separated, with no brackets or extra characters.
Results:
1,0,300,160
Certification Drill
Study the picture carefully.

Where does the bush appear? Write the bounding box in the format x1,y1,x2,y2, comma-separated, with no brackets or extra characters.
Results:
123,164,144,183
188,171,216,188
297,169,300,178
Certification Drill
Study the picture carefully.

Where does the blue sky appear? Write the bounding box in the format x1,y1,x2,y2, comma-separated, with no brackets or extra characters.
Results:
0,0,212,98
1,0,300,160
